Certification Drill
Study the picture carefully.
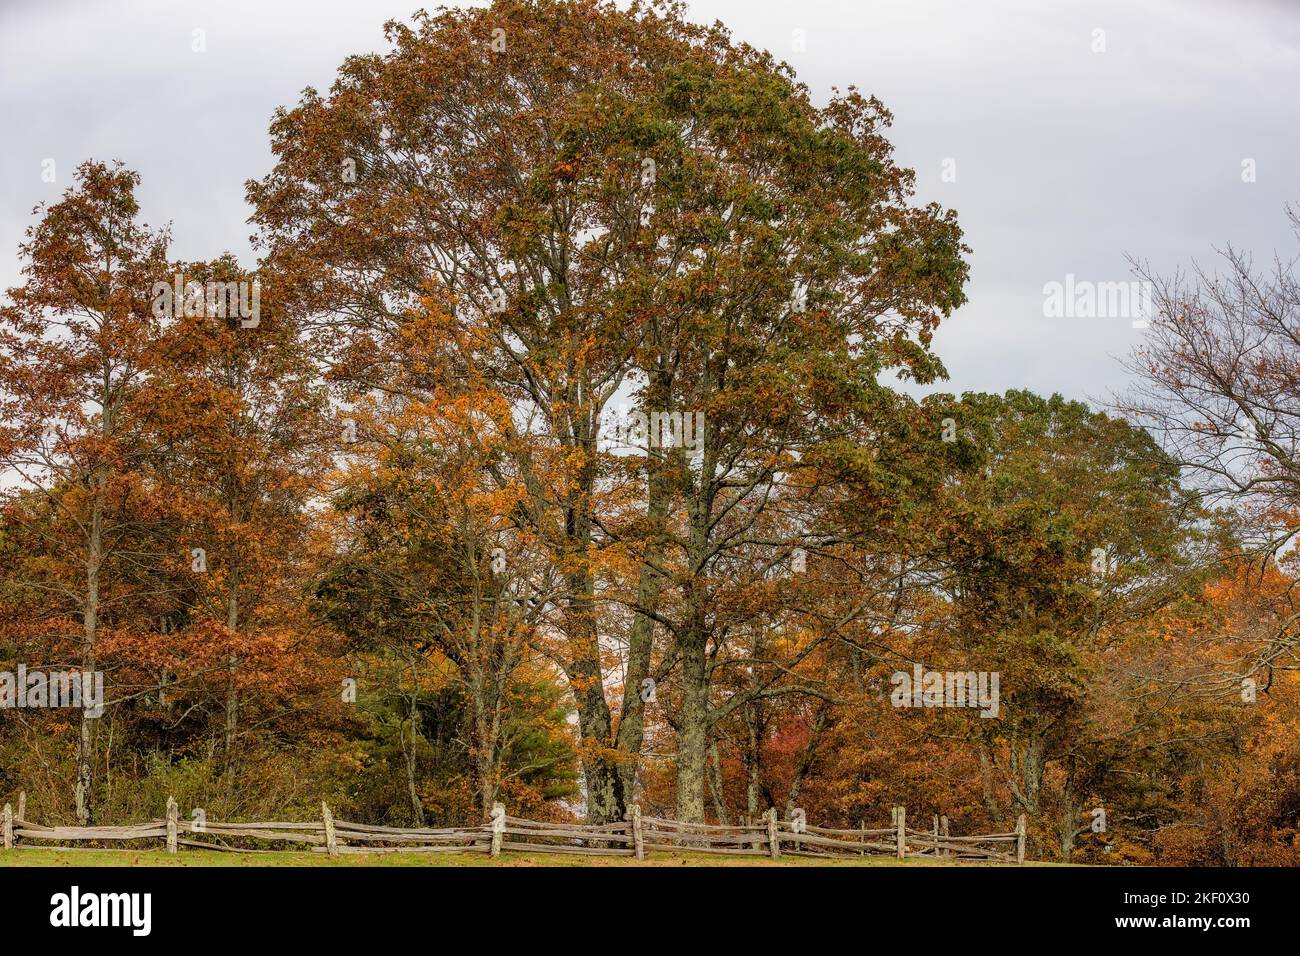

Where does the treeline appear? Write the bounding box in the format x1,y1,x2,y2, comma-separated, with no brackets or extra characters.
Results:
1,0,1297,864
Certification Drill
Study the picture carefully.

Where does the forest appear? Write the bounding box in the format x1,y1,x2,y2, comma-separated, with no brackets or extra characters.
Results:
1,0,1297,867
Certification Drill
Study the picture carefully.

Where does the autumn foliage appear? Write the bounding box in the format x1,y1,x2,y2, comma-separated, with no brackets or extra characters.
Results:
1,1,1297,864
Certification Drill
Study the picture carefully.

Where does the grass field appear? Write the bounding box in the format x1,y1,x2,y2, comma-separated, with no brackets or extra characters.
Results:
0,847,1036,867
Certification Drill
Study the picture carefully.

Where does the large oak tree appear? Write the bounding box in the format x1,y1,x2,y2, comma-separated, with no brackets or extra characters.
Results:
248,0,968,822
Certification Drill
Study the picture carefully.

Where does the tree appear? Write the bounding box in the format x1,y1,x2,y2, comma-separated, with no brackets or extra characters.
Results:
137,254,333,786
0,160,169,823
1118,207,1300,682
314,305,569,818
924,390,1211,858
248,0,968,821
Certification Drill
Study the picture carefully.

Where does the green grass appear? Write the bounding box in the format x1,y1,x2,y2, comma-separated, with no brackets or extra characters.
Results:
0,847,1038,867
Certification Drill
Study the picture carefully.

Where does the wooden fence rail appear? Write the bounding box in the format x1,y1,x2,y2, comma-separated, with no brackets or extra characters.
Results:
0,793,1026,863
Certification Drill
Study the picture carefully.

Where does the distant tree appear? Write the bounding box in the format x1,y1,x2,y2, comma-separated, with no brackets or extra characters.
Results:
137,255,333,786
927,391,1211,859
1118,207,1300,681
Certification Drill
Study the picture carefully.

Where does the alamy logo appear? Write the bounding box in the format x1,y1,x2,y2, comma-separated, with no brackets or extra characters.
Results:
890,664,1000,718
0,667,104,718
50,886,152,936
610,410,705,452
151,273,260,327
1042,274,1153,327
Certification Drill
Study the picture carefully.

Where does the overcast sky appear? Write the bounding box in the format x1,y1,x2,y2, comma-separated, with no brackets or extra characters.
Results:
2,0,1297,404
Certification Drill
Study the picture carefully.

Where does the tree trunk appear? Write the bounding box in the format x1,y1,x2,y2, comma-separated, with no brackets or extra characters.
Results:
469,666,501,818
613,473,668,803
977,741,1003,820
745,706,762,820
707,739,729,825
1058,801,1081,863
400,685,425,826
614,372,673,802
1010,734,1045,816
675,634,709,823
743,630,768,829
565,574,625,823
574,681,623,824
223,562,240,779
561,395,627,825
76,466,105,826
1009,732,1046,854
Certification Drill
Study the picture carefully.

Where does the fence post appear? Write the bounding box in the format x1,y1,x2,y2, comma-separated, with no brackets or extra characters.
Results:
895,806,906,859
859,819,865,856
1015,814,1026,864
3,803,12,850
16,791,25,822
932,814,939,856
941,815,950,859
165,797,178,854
322,802,339,857
631,803,645,860
766,808,780,860
490,801,505,857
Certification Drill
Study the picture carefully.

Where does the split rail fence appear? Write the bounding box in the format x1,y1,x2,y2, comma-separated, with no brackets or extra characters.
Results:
1,793,1026,863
